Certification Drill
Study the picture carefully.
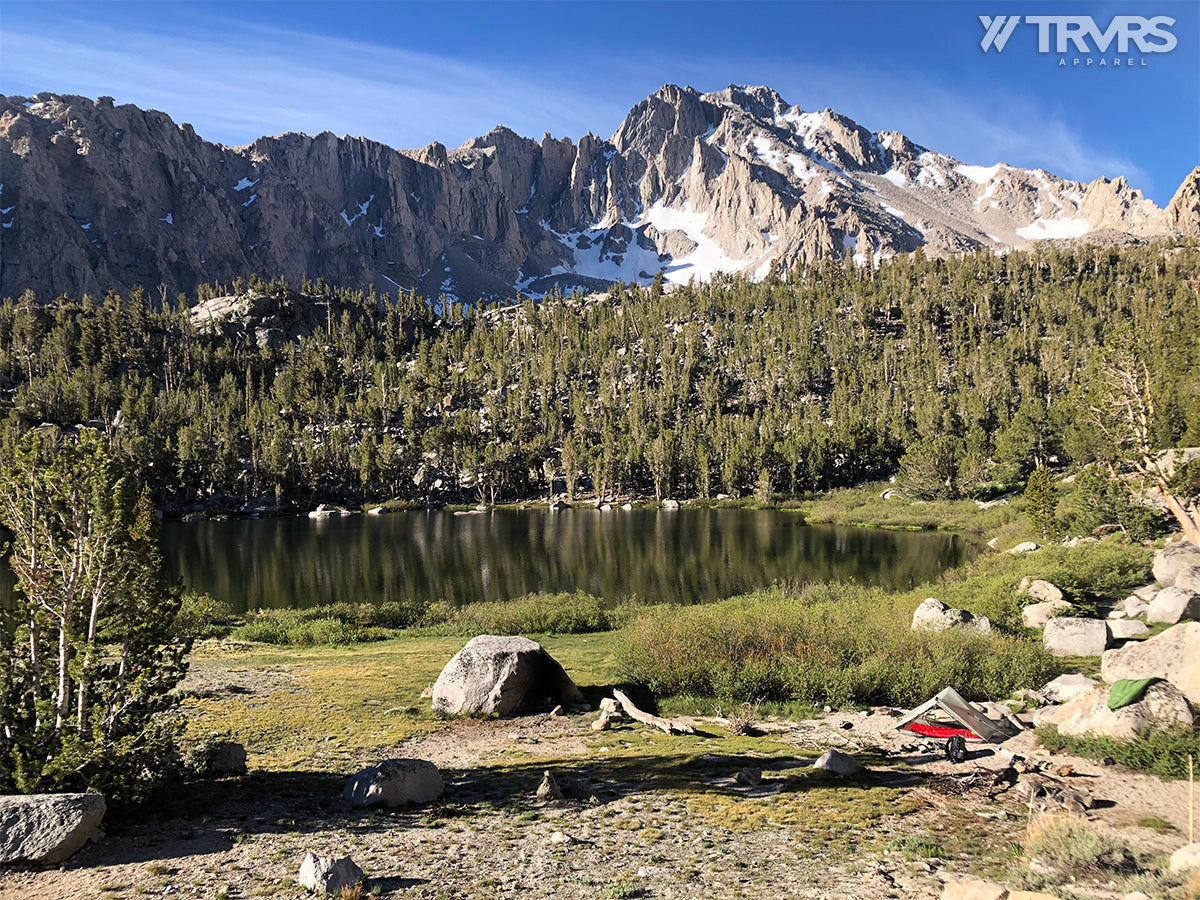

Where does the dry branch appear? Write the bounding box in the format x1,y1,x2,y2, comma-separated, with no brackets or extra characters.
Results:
612,688,694,735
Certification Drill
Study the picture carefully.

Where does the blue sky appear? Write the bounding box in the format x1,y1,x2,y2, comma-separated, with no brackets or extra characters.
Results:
1,1,1196,205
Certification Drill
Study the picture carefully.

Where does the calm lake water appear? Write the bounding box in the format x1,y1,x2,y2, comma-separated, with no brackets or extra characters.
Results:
149,509,974,612
1,510,977,612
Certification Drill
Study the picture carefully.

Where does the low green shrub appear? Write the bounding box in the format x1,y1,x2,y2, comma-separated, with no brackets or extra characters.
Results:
439,590,632,636
230,610,371,646
226,590,626,645
930,537,1154,619
614,583,1059,707
174,591,238,639
1035,725,1200,779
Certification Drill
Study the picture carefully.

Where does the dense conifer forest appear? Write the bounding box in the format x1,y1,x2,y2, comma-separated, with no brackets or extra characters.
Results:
1,242,1197,511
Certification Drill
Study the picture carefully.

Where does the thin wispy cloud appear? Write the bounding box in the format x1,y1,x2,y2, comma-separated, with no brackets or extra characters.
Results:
1,15,624,148
0,7,1169,201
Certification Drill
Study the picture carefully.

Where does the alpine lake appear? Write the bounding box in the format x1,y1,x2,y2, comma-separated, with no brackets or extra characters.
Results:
1,508,977,613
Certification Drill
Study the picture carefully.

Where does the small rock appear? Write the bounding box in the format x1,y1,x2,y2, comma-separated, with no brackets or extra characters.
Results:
344,759,443,809
1106,619,1149,641
814,749,865,776
1024,579,1065,604
1022,599,1073,628
1123,596,1150,619
1007,541,1040,554
734,767,762,786
939,879,1007,900
637,865,672,878
549,831,572,845
298,852,362,895
599,697,621,714
536,770,564,801
591,715,612,731
911,597,991,634
1028,857,1060,877
1131,583,1160,602
1040,673,1098,702
1169,841,1200,874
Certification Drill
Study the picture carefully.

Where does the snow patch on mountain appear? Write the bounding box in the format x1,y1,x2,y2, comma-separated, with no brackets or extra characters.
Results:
1015,218,1090,240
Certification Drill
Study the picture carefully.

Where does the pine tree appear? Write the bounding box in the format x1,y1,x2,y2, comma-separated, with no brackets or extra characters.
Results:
1024,465,1060,541
0,428,189,801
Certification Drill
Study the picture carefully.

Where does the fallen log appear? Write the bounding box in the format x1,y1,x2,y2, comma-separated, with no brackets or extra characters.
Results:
612,689,694,735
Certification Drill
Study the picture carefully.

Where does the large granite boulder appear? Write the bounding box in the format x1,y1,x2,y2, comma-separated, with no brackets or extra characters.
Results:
1153,542,1200,588
1100,621,1200,706
911,598,992,634
1147,586,1200,624
1177,566,1200,594
0,793,106,864
1042,618,1109,657
344,759,443,808
432,635,586,716
1033,682,1193,740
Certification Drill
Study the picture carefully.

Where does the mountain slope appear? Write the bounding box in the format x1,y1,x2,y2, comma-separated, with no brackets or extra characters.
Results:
0,85,1185,303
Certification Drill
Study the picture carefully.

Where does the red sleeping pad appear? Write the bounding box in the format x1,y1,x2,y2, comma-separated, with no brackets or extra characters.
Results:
901,722,983,742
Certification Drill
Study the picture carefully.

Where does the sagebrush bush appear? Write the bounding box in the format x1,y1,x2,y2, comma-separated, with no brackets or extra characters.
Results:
614,582,1059,707
1021,811,1138,879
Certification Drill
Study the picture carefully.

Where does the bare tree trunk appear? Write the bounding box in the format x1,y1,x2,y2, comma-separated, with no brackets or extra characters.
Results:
1160,487,1200,548
613,689,694,735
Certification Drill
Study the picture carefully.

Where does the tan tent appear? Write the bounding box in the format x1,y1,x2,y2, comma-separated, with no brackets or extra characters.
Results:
895,687,1020,744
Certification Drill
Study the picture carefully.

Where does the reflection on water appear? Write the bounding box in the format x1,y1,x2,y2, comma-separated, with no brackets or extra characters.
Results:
135,509,976,613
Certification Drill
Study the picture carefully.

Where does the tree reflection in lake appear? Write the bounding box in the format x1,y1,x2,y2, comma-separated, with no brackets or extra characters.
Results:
147,509,975,613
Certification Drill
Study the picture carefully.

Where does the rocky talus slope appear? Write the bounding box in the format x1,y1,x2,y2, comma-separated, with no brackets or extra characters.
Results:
1,85,1194,303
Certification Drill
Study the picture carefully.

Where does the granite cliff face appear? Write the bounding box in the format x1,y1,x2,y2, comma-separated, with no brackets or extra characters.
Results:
1165,166,1200,237
0,85,1188,303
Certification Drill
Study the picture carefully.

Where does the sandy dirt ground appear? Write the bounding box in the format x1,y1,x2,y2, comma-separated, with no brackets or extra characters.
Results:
1,700,1194,900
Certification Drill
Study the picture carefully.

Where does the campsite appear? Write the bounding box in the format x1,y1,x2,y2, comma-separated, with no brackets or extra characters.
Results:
2,515,1199,899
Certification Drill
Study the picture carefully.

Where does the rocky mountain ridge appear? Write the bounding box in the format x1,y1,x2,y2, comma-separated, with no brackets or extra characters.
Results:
1,85,1195,303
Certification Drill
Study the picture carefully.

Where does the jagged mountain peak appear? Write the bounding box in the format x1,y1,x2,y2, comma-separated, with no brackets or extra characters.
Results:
1165,166,1200,237
0,87,1185,305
